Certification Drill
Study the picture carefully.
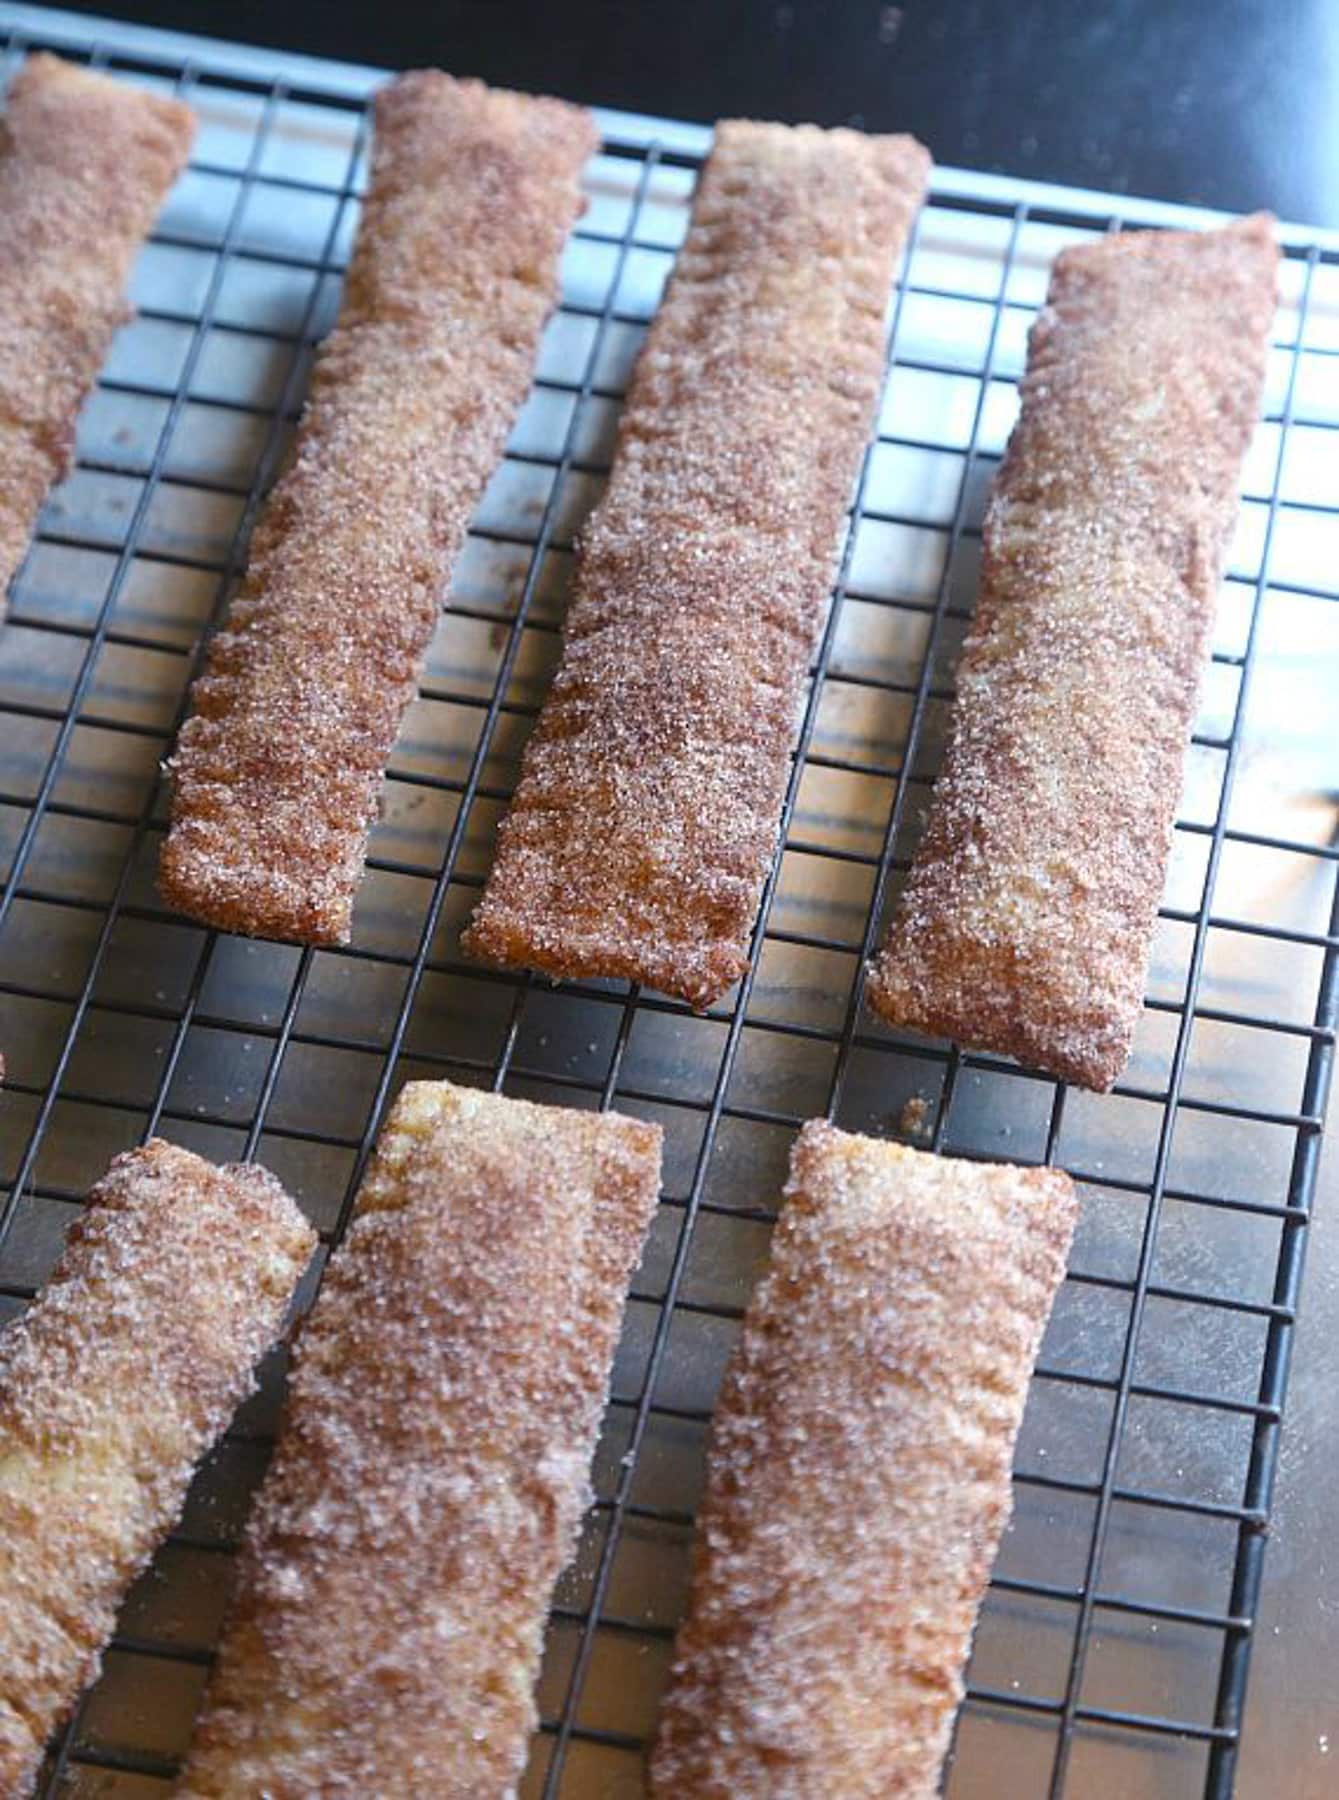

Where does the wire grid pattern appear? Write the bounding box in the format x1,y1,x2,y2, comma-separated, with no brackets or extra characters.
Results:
0,15,1337,1800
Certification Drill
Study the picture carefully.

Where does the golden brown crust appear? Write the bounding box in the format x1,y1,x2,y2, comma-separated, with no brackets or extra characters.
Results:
176,1080,662,1798
649,1122,1076,1799
0,54,194,611
868,215,1279,1089
463,120,930,1009
0,1141,315,1798
159,73,596,945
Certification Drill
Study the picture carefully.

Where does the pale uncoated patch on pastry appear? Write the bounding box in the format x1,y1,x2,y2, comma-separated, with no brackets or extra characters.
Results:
159,72,596,946
0,54,194,609
649,1121,1076,1799
0,1141,315,1798
868,214,1278,1090
463,119,930,1009
175,1079,662,1798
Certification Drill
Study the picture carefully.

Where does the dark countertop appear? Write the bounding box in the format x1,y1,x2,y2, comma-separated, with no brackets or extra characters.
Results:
53,0,1339,227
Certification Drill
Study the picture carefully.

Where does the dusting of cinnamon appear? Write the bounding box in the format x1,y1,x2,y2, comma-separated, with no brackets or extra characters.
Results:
0,1141,314,1797
0,54,194,610
159,73,596,945
649,1121,1076,1797
869,215,1278,1090
176,1080,662,1797
464,120,931,1008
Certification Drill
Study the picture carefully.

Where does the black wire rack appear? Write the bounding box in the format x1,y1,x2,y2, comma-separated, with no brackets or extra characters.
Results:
1,8,1337,1797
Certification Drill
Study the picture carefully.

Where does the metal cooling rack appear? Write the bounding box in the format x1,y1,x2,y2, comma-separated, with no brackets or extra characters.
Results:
1,6,1337,1796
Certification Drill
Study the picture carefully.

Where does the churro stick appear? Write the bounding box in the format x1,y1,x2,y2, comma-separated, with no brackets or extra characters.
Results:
176,1080,662,1798
649,1122,1076,1799
159,74,596,945
0,54,194,610
868,215,1278,1089
0,1141,315,1798
463,120,930,1009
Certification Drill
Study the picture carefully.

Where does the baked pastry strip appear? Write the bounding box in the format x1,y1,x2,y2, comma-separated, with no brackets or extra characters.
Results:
176,1079,663,1798
649,1121,1076,1799
868,215,1278,1089
159,73,596,944
0,1141,315,1798
0,54,194,610
463,120,930,1008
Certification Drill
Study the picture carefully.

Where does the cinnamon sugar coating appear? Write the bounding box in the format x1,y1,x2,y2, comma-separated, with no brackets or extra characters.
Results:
159,73,595,945
0,54,194,610
0,1141,315,1797
649,1122,1076,1798
176,1080,662,1798
463,120,930,1009
869,215,1278,1089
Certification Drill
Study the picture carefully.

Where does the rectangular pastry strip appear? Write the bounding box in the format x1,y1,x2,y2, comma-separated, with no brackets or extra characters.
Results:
0,54,194,609
868,215,1278,1089
463,120,930,1008
0,1141,315,1798
176,1080,662,1798
159,73,596,944
649,1121,1076,1799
